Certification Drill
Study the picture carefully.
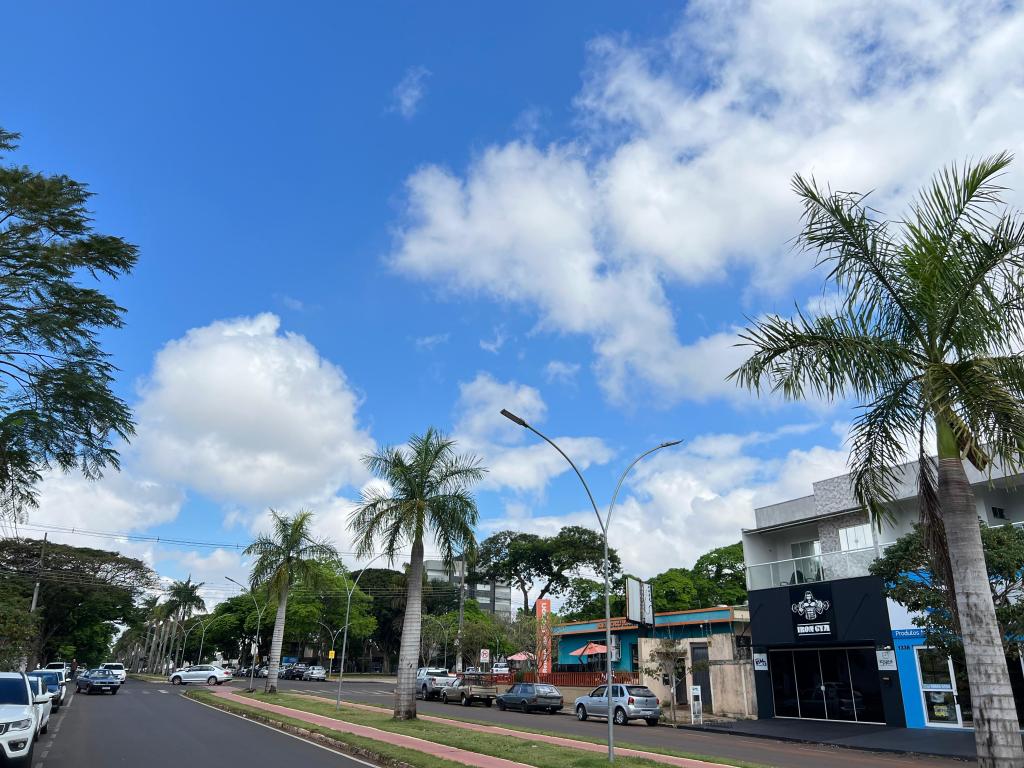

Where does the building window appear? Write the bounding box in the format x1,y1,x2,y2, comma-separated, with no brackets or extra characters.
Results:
791,540,820,559
838,523,872,551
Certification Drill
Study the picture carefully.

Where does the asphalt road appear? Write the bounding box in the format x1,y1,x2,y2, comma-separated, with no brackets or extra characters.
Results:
38,679,373,768
258,678,968,768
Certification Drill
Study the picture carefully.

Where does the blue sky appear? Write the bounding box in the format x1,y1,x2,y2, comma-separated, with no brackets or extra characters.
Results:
4,1,1023,601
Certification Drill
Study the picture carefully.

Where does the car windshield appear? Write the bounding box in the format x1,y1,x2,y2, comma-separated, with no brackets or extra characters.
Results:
626,686,656,697
29,672,59,686
91,670,114,678
0,678,28,705
104,664,124,670
536,685,558,694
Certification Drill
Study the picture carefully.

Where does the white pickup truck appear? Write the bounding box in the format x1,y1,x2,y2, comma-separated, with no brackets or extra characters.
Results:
416,667,457,700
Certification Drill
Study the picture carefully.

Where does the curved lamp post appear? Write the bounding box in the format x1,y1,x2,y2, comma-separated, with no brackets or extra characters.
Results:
178,617,212,668
317,620,344,678
336,550,389,710
226,576,268,692
500,408,681,763
424,615,452,669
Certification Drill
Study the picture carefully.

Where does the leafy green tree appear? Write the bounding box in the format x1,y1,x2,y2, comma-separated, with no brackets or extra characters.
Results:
0,129,137,522
730,154,1024,765
560,576,626,620
870,523,1024,659
245,509,338,693
692,543,746,606
649,568,700,613
0,592,36,670
350,428,484,719
165,577,205,669
359,568,406,672
476,526,620,613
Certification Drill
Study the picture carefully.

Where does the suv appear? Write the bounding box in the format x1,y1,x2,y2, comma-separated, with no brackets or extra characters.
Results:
282,663,308,680
99,663,126,684
0,673,48,766
416,667,456,700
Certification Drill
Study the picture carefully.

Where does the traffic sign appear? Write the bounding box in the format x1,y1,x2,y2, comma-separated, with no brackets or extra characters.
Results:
480,648,490,663
329,649,336,659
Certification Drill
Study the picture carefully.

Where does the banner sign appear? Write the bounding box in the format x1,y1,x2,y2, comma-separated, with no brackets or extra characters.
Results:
536,599,552,673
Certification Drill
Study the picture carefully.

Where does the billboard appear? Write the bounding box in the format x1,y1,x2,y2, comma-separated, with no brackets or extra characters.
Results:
536,598,552,673
625,577,654,625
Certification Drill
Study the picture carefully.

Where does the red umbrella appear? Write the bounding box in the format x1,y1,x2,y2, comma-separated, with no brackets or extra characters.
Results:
570,641,608,657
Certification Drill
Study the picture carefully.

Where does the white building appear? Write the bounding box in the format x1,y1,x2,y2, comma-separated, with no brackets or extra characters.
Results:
423,559,514,620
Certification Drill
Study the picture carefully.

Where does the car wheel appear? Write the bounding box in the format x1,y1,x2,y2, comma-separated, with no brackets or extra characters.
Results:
112,689,118,695
207,676,217,686
521,700,529,714
420,686,427,700
461,694,470,707
41,722,48,734
496,699,506,711
613,708,628,726
548,708,557,714
171,676,182,686
485,698,493,708
645,718,659,726
576,705,588,721
75,686,81,693
442,693,449,704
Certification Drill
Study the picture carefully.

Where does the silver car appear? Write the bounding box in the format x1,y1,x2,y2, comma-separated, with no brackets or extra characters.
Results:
302,666,327,681
169,665,233,686
574,683,661,726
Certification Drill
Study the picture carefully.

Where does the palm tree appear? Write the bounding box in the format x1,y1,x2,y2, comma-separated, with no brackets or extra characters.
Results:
730,153,1024,767
350,428,485,719
244,509,338,694
166,577,206,670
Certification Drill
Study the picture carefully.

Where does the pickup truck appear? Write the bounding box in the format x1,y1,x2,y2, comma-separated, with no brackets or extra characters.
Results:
441,674,498,707
416,667,456,700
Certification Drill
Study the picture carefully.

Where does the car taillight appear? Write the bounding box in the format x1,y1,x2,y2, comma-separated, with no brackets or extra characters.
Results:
628,697,635,705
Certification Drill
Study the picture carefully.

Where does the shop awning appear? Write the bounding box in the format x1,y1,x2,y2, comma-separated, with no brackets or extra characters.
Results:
570,642,607,657
508,651,536,661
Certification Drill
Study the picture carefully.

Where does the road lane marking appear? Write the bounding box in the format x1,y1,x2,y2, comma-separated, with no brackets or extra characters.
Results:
183,694,381,768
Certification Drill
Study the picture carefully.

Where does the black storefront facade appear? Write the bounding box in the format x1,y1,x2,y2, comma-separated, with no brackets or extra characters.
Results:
749,574,906,726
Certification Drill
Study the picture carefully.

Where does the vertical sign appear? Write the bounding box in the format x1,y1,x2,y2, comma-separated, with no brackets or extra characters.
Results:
690,685,703,724
536,598,552,674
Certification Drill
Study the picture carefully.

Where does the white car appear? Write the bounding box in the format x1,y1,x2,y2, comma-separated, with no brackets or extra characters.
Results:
491,662,510,675
100,663,126,684
169,665,233,686
0,672,49,766
27,678,50,735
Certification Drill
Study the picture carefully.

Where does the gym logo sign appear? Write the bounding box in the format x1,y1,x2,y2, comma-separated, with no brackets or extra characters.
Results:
789,584,834,640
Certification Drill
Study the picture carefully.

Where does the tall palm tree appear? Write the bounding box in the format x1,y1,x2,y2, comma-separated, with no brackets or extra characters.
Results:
166,577,206,670
244,509,338,694
730,153,1024,767
350,428,484,719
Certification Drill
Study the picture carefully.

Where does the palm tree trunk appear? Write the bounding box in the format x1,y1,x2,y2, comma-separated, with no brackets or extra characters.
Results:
266,580,289,694
938,435,1024,766
395,536,424,719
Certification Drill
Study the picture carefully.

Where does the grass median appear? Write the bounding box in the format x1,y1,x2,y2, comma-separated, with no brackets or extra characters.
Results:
218,690,764,768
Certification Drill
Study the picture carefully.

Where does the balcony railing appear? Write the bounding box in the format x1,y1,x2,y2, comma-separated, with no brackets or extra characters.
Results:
745,547,878,591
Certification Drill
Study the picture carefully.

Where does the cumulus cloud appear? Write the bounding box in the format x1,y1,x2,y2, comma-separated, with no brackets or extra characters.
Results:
390,0,1024,405
453,372,614,493
391,65,431,119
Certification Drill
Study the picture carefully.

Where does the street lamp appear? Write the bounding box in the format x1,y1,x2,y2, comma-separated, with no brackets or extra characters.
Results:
424,615,452,669
336,550,389,710
500,408,681,764
317,620,344,678
226,576,268,692
178,617,212,668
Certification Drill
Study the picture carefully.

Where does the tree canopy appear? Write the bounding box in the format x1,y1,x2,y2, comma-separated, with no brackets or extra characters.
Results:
0,128,138,522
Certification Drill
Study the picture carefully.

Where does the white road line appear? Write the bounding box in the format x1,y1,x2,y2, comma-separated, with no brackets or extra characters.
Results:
158,689,169,694
182,695,380,768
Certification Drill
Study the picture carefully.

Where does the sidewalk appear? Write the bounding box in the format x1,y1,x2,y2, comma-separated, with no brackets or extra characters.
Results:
208,688,732,768
682,718,980,760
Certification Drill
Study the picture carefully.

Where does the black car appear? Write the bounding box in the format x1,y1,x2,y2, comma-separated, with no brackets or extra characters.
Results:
496,682,563,713
76,669,119,695
282,664,308,680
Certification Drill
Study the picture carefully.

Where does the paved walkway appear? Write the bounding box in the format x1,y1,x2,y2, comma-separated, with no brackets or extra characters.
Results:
209,688,732,768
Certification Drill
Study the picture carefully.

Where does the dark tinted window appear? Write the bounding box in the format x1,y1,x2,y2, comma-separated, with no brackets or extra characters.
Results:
626,686,656,697
29,672,59,686
521,685,534,694
0,677,29,705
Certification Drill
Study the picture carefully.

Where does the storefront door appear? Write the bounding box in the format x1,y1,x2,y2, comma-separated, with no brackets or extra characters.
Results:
769,647,884,723
914,648,963,727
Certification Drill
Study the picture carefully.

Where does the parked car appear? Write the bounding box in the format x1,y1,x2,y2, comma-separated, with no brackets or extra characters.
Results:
491,662,510,675
256,665,269,678
43,662,70,675
27,677,51,735
441,674,497,707
26,671,64,711
301,666,327,681
574,684,661,726
76,669,120,695
496,682,563,713
100,663,126,684
0,673,49,766
52,670,69,703
169,665,233,686
284,663,309,680
464,666,481,673
416,667,456,700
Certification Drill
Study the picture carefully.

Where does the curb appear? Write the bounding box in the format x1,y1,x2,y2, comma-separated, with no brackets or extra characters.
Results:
185,692,423,768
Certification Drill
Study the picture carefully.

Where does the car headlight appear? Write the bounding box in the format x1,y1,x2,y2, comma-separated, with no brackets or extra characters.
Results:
7,718,33,731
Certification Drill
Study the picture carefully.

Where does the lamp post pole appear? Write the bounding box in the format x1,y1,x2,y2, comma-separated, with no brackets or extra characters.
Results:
227,576,267,692
196,618,213,664
317,621,344,678
500,408,680,764
424,615,452,669
337,551,388,710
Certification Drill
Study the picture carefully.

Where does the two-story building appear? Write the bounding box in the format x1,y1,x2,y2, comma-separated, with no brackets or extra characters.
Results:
742,459,1024,730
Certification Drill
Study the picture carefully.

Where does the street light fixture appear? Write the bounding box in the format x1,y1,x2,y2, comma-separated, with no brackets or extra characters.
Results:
317,620,344,678
500,408,681,764
226,576,268,693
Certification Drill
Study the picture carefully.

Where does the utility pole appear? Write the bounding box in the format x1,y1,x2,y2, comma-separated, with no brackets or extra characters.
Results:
29,533,48,613
455,558,466,673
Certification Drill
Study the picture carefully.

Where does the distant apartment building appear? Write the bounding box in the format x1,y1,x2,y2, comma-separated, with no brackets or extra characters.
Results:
423,559,513,620
742,458,1024,730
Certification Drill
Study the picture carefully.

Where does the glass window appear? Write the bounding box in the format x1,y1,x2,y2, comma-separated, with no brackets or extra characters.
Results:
626,686,656,697
591,686,606,697
791,540,820,558
839,523,872,551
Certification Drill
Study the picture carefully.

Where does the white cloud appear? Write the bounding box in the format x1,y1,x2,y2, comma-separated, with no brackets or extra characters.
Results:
481,424,850,578
544,360,581,385
479,326,508,354
453,372,614,493
390,1,1024,405
415,332,450,350
391,65,431,119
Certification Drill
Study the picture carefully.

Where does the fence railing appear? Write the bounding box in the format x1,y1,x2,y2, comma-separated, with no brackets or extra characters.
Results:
745,547,878,590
